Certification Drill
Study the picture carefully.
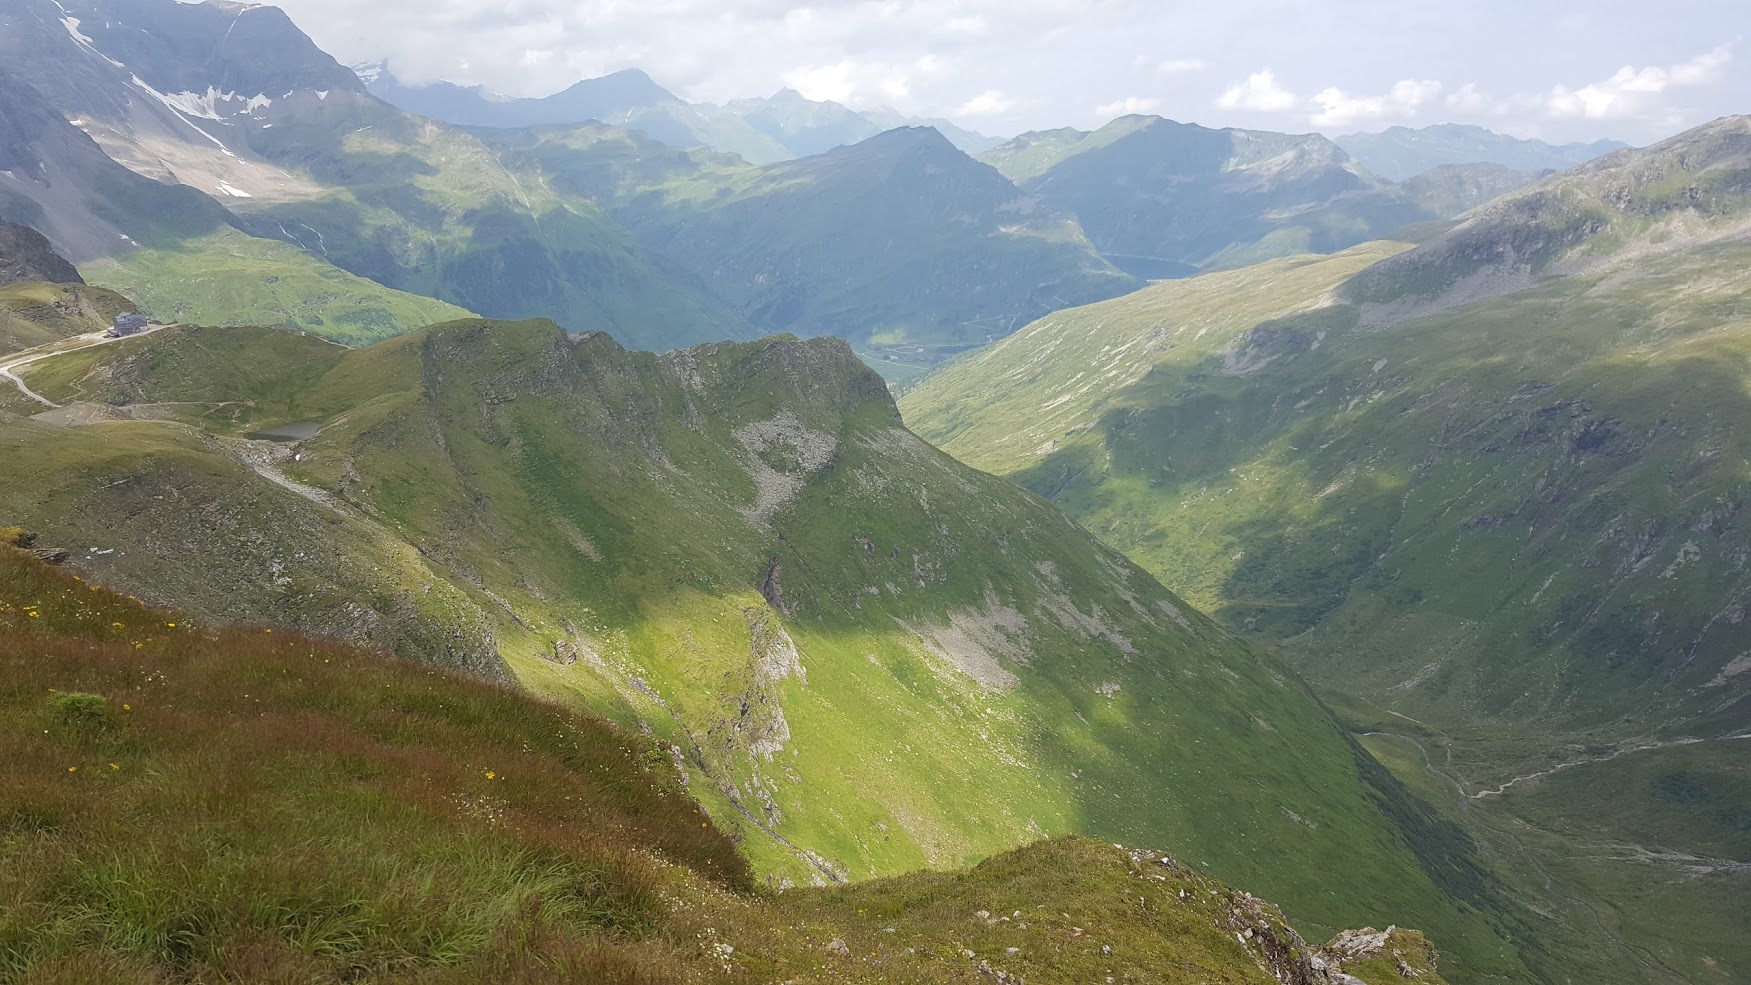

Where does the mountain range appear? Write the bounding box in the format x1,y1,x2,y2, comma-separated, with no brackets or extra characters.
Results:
477,121,1139,375
0,0,1731,981
903,114,1751,985
979,116,1547,274
362,64,1004,162
1334,124,1630,182
0,0,1629,376
0,0,1125,366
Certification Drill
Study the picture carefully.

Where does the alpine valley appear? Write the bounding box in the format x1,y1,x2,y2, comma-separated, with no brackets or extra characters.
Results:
905,117,1751,985
0,0,1739,983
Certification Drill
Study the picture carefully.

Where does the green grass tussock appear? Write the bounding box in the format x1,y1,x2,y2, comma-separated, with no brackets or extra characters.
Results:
0,547,740,981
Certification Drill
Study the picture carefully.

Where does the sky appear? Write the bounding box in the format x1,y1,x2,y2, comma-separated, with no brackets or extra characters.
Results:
269,0,1748,143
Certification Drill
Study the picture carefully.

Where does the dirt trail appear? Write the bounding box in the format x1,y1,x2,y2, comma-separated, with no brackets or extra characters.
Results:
0,361,56,407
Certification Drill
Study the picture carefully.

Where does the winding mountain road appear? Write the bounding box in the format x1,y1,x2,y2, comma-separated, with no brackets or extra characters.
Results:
0,323,169,408
1469,731,1751,800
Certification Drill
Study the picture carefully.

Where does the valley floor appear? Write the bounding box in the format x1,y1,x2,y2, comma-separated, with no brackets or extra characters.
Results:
1339,694,1751,985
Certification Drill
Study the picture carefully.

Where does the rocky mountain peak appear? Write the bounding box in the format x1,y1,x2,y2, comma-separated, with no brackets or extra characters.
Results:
60,0,365,97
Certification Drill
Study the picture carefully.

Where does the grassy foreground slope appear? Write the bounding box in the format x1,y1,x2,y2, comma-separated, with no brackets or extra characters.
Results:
0,547,1448,984
1,318,1524,978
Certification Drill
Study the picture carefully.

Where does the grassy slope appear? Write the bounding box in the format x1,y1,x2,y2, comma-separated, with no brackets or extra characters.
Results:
15,324,350,421
1,319,1522,979
0,282,133,355
903,243,1408,473
977,126,1098,183
0,545,1447,985
907,242,1751,755
901,239,1751,983
81,228,473,345
0,413,506,680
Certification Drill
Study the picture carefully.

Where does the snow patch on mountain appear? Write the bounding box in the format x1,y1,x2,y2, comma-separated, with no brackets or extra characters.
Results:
52,6,128,71
157,87,275,121
59,16,93,45
128,75,238,157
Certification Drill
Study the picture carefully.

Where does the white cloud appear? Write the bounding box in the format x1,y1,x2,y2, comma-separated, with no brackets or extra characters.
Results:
1445,82,1496,115
1670,44,1734,84
1095,95,1160,118
1157,59,1206,74
783,56,938,105
1546,44,1733,120
1217,69,1296,112
1310,78,1442,127
954,89,1016,117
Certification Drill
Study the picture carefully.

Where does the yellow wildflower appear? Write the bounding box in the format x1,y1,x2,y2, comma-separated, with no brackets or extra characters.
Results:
109,763,120,771
67,766,76,773
485,770,496,780
167,622,176,629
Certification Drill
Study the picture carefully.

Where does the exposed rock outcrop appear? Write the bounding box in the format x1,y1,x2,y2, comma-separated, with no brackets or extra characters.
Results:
1120,847,1446,985
0,221,82,287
